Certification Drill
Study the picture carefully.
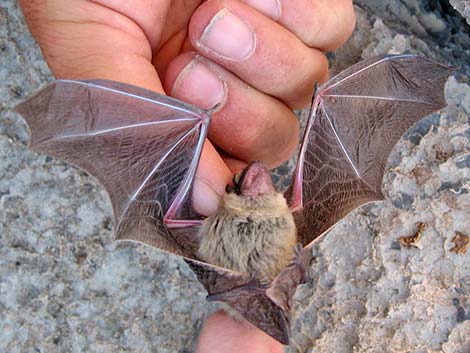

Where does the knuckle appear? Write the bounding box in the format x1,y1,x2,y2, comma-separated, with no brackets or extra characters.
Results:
287,51,328,109
324,1,356,50
335,1,356,45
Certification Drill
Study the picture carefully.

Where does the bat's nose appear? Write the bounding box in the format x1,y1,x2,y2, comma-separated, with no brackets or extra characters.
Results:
239,161,276,197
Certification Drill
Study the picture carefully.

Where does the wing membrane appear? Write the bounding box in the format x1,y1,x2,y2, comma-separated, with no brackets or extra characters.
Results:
289,55,453,245
186,258,291,344
16,80,209,256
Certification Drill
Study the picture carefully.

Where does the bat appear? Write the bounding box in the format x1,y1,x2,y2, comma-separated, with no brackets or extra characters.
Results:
15,54,452,344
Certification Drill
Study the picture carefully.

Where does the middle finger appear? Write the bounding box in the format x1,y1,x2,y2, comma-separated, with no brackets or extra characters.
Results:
188,0,328,109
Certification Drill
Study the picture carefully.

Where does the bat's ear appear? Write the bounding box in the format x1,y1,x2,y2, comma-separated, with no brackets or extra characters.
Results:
225,184,240,194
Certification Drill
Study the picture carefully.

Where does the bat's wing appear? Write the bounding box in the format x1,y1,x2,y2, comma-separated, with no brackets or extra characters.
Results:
287,54,453,246
15,80,210,258
185,258,297,344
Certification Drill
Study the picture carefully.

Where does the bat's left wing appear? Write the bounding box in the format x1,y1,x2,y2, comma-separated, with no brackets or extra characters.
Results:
287,54,453,246
16,80,295,343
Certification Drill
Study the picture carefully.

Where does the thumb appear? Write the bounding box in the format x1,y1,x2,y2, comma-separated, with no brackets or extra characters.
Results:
196,310,284,353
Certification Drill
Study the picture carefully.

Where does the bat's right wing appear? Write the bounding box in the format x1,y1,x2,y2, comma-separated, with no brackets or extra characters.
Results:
15,80,210,258
287,54,453,246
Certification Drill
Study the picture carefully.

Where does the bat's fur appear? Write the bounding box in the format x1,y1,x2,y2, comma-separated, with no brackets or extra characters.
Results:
198,191,297,283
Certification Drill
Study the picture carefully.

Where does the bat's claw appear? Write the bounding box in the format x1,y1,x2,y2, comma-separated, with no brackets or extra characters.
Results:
286,244,310,283
293,243,303,258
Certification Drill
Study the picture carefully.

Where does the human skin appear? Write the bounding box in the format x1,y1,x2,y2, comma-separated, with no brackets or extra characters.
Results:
19,0,355,351
195,310,286,353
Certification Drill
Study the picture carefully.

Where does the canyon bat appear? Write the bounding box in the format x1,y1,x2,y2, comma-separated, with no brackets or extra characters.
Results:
15,54,452,343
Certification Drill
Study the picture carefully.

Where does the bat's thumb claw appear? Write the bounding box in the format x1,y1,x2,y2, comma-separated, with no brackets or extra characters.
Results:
206,102,222,115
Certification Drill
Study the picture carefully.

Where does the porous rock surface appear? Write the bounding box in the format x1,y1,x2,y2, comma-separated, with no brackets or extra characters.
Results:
1,1,469,352
450,0,470,25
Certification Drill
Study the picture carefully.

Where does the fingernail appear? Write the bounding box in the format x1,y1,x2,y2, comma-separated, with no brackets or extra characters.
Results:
199,8,255,60
192,177,222,216
243,0,281,20
171,58,227,110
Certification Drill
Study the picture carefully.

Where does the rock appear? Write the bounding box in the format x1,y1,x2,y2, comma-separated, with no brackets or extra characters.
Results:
355,0,470,76
1,1,469,352
450,0,470,25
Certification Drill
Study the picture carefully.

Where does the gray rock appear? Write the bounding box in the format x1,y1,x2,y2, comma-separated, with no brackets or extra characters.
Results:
1,1,469,353
355,0,470,76
450,0,470,25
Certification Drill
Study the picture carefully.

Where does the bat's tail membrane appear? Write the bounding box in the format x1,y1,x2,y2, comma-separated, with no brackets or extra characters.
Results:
185,258,292,344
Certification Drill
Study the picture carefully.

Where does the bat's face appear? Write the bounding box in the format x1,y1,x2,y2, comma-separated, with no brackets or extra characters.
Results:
237,161,277,197
198,162,297,281
227,161,277,198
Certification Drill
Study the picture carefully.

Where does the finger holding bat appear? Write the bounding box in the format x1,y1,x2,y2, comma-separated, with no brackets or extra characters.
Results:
241,0,356,51
165,53,299,215
187,0,330,109
18,0,454,345
165,53,300,170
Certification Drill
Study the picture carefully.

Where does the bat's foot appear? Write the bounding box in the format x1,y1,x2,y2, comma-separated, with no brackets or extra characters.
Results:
266,244,312,312
291,243,310,284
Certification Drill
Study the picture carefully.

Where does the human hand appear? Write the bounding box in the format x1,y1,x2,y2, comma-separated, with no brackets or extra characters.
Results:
19,0,355,216
195,310,284,353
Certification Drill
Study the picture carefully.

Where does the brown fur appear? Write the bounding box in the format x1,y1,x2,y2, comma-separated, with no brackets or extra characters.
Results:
198,192,297,282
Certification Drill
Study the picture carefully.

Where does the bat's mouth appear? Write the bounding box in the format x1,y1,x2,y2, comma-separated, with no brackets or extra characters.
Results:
226,161,276,197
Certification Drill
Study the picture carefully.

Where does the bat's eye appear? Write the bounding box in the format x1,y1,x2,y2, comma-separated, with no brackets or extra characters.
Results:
226,184,241,195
